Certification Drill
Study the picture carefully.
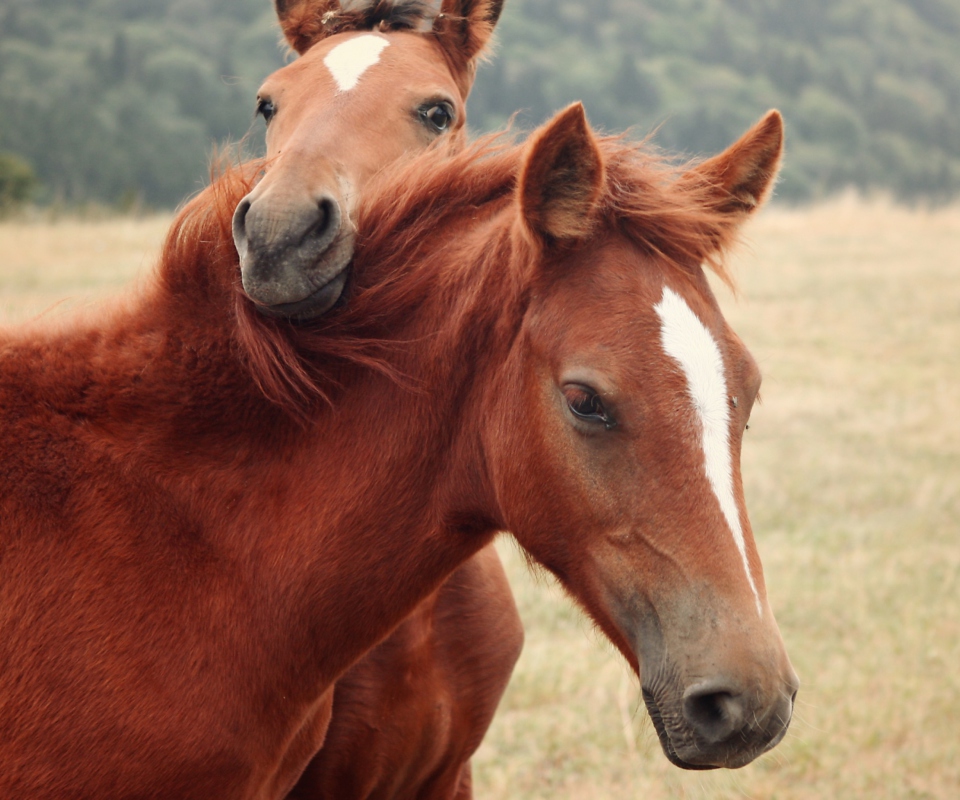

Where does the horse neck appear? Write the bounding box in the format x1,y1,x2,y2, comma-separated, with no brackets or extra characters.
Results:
274,207,531,681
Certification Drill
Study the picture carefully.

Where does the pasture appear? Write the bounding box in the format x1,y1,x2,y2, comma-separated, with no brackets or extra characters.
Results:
1,198,957,798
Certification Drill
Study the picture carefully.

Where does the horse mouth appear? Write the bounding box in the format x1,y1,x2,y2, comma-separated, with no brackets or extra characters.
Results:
642,687,791,770
250,232,355,321
642,689,720,771
254,264,350,321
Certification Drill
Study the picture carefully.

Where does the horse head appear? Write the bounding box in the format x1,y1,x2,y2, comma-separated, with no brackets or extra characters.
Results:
483,104,799,769
232,0,503,319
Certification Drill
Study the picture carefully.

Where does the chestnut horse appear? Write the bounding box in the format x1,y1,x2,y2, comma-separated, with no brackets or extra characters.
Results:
236,1,523,798
0,105,798,797
234,0,505,319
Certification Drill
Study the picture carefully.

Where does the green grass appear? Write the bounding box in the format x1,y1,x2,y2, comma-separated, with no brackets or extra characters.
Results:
1,200,958,797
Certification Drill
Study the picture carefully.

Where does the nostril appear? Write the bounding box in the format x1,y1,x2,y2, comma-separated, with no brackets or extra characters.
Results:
232,198,252,257
682,685,746,744
310,197,341,245
314,198,333,238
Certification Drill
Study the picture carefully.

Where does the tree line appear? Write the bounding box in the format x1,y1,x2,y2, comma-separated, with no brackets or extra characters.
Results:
2,0,959,209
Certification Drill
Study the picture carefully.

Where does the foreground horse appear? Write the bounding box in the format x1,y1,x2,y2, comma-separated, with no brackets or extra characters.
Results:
0,105,797,797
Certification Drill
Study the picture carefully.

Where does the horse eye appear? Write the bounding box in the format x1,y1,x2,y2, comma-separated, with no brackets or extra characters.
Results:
563,384,615,429
421,103,454,133
256,97,276,124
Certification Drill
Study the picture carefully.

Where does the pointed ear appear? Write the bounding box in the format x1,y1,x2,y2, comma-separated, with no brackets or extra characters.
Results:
275,0,340,55
519,103,605,244
433,0,505,68
688,110,784,216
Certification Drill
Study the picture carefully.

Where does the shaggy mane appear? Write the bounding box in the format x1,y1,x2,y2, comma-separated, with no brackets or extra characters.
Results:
350,132,742,293
158,129,748,423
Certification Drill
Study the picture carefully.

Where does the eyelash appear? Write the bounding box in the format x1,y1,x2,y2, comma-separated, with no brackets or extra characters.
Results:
256,98,276,124
563,384,616,430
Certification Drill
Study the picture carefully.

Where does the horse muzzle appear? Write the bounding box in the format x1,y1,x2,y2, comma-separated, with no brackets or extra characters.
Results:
641,673,797,769
233,190,354,320
605,584,798,770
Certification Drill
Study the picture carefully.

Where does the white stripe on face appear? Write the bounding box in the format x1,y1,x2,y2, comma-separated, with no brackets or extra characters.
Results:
654,286,762,616
323,35,391,93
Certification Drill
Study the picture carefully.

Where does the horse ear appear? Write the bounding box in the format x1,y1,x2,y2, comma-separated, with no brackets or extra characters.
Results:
519,103,605,244
275,0,340,55
687,110,784,217
433,0,505,67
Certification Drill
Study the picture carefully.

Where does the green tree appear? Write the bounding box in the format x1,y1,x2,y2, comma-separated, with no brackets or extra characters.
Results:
0,152,38,213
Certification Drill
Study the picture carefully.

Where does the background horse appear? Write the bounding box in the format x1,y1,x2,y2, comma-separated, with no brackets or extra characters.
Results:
0,104,796,797
241,1,524,798
234,0,503,320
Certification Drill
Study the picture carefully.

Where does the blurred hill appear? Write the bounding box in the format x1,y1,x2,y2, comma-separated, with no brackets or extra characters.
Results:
2,0,959,206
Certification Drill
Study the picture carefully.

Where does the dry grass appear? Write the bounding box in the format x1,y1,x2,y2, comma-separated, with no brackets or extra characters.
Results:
1,199,958,798
0,214,169,322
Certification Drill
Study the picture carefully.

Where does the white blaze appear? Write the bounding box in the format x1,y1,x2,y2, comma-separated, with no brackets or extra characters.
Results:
323,35,391,93
654,286,762,616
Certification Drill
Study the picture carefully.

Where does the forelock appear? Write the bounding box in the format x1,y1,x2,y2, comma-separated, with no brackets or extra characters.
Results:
323,0,437,35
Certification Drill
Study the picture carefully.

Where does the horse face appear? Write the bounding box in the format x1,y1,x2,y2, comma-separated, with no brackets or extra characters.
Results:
233,0,503,320
488,105,798,769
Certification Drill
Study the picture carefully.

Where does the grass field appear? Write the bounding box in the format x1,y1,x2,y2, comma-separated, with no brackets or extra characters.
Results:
1,199,958,798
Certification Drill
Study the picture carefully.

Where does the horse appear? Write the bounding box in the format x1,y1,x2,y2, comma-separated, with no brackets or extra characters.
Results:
0,104,798,797
233,0,506,320
236,1,524,797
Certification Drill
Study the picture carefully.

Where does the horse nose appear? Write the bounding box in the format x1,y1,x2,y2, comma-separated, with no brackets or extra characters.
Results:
232,196,253,262
232,190,347,310
293,195,340,253
682,676,796,748
682,681,747,743
232,193,341,265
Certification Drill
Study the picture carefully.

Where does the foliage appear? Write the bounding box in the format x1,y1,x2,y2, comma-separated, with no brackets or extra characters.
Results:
1,0,959,205
0,0,283,207
0,152,38,213
467,0,960,201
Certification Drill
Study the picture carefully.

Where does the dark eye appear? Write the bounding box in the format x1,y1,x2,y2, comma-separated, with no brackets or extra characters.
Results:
420,102,454,133
563,384,616,429
256,97,276,124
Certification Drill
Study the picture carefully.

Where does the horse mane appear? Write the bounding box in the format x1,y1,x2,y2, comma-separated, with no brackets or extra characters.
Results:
234,134,521,421
349,132,743,297
157,129,747,424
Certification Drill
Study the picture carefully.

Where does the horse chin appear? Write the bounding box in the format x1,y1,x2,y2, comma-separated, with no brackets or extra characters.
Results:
254,267,350,321
251,237,355,321
641,689,721,771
